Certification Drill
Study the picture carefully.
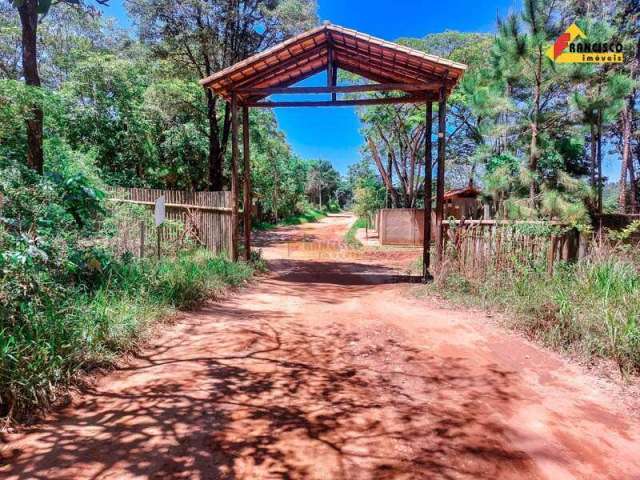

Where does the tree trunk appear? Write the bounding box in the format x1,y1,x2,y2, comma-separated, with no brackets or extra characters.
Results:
629,37,639,213
529,51,542,206
387,152,393,208
597,111,603,214
590,122,597,196
17,0,43,174
207,90,228,191
619,98,633,212
629,155,638,214
529,120,538,204
496,83,511,155
368,137,399,207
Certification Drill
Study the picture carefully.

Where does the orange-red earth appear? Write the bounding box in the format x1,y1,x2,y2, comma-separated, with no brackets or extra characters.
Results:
2,213,639,479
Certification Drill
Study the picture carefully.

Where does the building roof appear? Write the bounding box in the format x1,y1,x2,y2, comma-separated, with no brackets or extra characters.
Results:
443,185,481,200
200,23,467,104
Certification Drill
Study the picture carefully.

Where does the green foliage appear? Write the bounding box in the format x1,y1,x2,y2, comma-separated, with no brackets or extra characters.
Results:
0,150,255,422
0,157,107,324
352,184,383,223
60,52,157,186
0,249,253,421
305,159,340,208
609,221,640,242
253,205,326,231
249,109,310,221
422,246,640,374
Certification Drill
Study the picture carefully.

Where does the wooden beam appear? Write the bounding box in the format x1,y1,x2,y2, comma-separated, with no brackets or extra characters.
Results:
338,55,431,88
423,98,433,281
107,198,232,213
331,60,338,101
337,60,427,91
247,95,425,108
230,93,240,262
242,105,251,262
236,82,432,96
333,45,447,85
239,55,329,104
435,85,447,266
327,43,336,101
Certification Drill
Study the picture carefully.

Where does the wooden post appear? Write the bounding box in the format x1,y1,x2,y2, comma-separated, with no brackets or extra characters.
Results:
242,105,252,262
139,220,145,258
435,85,447,266
547,235,556,275
157,225,161,260
327,44,337,102
423,98,433,281
230,93,240,262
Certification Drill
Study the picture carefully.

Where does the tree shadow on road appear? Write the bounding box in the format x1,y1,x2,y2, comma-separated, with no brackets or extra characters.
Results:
2,305,552,479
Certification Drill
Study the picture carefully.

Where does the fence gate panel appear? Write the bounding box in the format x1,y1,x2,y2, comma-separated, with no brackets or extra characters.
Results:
108,187,232,256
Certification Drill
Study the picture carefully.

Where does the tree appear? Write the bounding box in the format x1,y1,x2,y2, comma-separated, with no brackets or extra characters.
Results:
363,103,427,208
351,166,384,226
127,0,317,190
493,0,564,205
611,0,640,213
9,0,108,174
305,159,338,208
572,70,633,213
60,51,160,186
248,109,307,222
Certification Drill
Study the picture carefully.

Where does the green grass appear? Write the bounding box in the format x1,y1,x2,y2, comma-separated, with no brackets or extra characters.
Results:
417,251,640,375
253,207,327,231
344,217,368,248
0,250,253,423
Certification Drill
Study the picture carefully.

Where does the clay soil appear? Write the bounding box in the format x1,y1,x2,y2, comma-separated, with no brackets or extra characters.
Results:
2,213,640,479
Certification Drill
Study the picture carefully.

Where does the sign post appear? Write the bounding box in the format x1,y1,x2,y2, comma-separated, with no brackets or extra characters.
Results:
154,195,165,259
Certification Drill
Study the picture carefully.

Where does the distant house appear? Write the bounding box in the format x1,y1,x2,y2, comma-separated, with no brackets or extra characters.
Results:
375,183,483,246
443,184,481,219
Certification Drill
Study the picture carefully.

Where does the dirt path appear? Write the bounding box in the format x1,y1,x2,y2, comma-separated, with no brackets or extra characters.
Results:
2,213,640,479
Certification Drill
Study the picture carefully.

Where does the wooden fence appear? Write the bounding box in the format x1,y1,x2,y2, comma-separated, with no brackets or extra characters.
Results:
442,220,584,276
108,187,232,256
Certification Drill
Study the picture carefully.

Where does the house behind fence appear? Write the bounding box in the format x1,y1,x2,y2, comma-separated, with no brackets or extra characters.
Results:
375,187,483,247
108,187,232,257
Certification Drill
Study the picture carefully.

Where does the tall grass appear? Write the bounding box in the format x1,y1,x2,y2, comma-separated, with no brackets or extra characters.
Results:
0,250,253,423
344,217,368,248
418,242,640,374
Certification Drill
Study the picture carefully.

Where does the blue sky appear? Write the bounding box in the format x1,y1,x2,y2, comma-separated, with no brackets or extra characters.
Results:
98,0,620,179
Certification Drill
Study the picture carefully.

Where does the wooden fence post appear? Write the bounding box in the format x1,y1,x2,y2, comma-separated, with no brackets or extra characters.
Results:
547,235,556,275
435,84,447,267
423,97,433,281
139,221,145,258
157,225,161,260
242,105,252,262
230,93,240,262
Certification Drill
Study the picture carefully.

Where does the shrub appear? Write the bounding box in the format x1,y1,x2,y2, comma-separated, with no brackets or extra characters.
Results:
0,158,254,423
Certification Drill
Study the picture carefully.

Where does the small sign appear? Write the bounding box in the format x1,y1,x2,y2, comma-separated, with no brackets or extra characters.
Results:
154,195,165,226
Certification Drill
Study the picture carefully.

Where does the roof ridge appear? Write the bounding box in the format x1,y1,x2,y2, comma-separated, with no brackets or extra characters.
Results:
200,23,468,100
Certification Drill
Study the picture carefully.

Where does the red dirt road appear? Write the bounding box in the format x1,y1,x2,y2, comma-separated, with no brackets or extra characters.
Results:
2,213,640,479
